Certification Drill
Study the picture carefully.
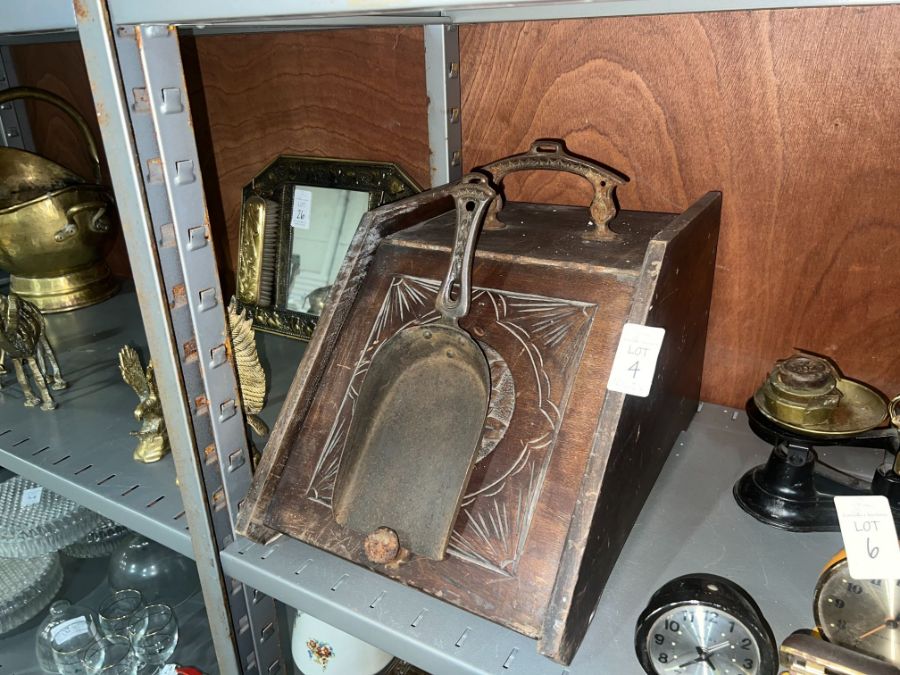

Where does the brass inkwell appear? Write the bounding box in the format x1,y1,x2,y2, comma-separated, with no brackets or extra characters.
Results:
0,87,118,312
735,353,900,531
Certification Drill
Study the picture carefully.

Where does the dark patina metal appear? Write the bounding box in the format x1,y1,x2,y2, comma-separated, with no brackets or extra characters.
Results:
332,174,495,561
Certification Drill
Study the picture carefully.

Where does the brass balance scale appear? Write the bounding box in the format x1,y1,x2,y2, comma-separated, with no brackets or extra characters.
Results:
735,353,900,531
0,87,118,312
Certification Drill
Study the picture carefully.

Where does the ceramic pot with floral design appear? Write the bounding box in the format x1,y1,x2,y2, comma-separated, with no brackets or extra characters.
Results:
291,611,395,674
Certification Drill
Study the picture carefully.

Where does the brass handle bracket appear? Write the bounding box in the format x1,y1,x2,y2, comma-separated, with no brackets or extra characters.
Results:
477,139,627,240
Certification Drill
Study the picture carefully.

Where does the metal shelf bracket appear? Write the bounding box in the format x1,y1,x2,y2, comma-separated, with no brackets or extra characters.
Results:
0,46,35,150
74,2,281,672
424,24,462,186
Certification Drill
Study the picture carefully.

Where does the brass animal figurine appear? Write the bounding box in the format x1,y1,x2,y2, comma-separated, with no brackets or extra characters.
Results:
228,299,268,438
118,345,169,463
0,293,67,410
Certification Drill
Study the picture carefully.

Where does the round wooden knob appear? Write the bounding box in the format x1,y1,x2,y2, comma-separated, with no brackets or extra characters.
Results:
364,527,400,564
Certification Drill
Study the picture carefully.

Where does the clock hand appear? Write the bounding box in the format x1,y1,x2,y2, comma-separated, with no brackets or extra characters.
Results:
664,642,732,671
857,623,887,641
857,615,900,641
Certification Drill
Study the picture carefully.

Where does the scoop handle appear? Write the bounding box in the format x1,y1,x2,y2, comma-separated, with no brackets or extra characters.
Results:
434,173,495,323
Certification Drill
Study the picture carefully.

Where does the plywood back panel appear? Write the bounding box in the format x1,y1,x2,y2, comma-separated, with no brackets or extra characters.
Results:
183,29,431,284
461,6,900,408
11,6,899,408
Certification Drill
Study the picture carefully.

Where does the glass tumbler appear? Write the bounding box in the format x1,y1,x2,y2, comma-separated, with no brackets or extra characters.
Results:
98,590,145,637
51,615,100,675
130,604,178,670
81,635,139,675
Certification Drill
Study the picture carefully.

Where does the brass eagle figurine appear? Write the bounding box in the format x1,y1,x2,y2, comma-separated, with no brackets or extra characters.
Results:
118,301,267,467
118,345,169,463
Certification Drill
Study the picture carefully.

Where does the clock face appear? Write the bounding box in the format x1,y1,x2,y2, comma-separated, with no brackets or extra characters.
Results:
644,605,763,674
815,560,900,666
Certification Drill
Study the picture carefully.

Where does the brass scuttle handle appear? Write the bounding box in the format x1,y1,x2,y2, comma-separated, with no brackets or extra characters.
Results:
0,86,103,184
477,139,627,240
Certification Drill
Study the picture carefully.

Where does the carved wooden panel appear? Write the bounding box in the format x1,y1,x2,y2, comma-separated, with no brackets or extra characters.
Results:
264,214,638,633
305,274,595,575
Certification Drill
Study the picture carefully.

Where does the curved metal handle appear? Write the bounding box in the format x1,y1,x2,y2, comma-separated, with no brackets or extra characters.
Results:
0,86,103,184
65,201,110,233
478,139,627,241
434,173,495,323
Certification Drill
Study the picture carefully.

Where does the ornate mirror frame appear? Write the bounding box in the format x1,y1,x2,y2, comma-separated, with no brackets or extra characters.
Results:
234,156,420,340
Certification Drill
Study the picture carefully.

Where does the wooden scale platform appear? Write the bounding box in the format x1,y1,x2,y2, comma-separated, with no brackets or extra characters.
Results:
238,142,722,664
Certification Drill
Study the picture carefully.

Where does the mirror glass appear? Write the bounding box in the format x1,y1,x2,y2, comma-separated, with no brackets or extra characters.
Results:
285,187,370,314
236,157,420,341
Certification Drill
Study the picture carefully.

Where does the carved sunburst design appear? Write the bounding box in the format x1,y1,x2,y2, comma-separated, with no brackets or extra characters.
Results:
307,275,596,576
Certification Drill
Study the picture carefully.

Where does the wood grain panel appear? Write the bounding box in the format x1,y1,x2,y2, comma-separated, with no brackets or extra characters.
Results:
9,42,130,277
10,7,899,409
184,29,431,293
460,6,900,408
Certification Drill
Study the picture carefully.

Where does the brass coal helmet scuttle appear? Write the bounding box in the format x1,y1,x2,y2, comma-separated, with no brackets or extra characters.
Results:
0,87,118,312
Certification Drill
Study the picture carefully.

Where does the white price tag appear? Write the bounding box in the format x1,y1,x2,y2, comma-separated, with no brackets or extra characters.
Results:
50,617,90,644
20,486,42,507
834,495,900,580
606,323,666,397
159,665,177,675
290,187,313,229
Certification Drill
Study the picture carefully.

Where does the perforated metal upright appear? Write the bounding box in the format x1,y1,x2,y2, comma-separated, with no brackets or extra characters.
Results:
0,46,34,150
75,1,279,672
73,2,464,671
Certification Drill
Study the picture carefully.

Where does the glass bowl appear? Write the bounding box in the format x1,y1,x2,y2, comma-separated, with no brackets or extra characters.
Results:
107,535,199,607
0,552,64,635
0,476,103,558
63,519,130,559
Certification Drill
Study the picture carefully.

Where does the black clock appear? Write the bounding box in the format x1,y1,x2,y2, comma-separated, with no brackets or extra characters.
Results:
635,573,778,675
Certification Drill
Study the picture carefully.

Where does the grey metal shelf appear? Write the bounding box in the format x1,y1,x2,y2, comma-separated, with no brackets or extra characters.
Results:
0,288,193,559
107,0,897,27
0,553,217,674
1,0,895,42
223,402,849,675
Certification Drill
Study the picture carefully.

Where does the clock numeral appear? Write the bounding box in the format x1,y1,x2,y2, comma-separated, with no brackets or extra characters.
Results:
657,653,669,663
836,619,848,631
665,619,680,633
729,621,736,633
847,583,863,595
740,638,752,650
743,658,754,669
705,611,719,623
654,634,664,645
831,597,846,609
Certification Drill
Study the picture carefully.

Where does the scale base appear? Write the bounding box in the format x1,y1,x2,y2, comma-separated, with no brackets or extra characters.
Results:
734,443,900,532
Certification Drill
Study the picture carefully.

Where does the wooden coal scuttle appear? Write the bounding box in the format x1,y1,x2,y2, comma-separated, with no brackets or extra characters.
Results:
237,141,722,664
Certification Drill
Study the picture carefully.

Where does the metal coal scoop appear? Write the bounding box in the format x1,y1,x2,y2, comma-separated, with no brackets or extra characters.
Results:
332,174,495,561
